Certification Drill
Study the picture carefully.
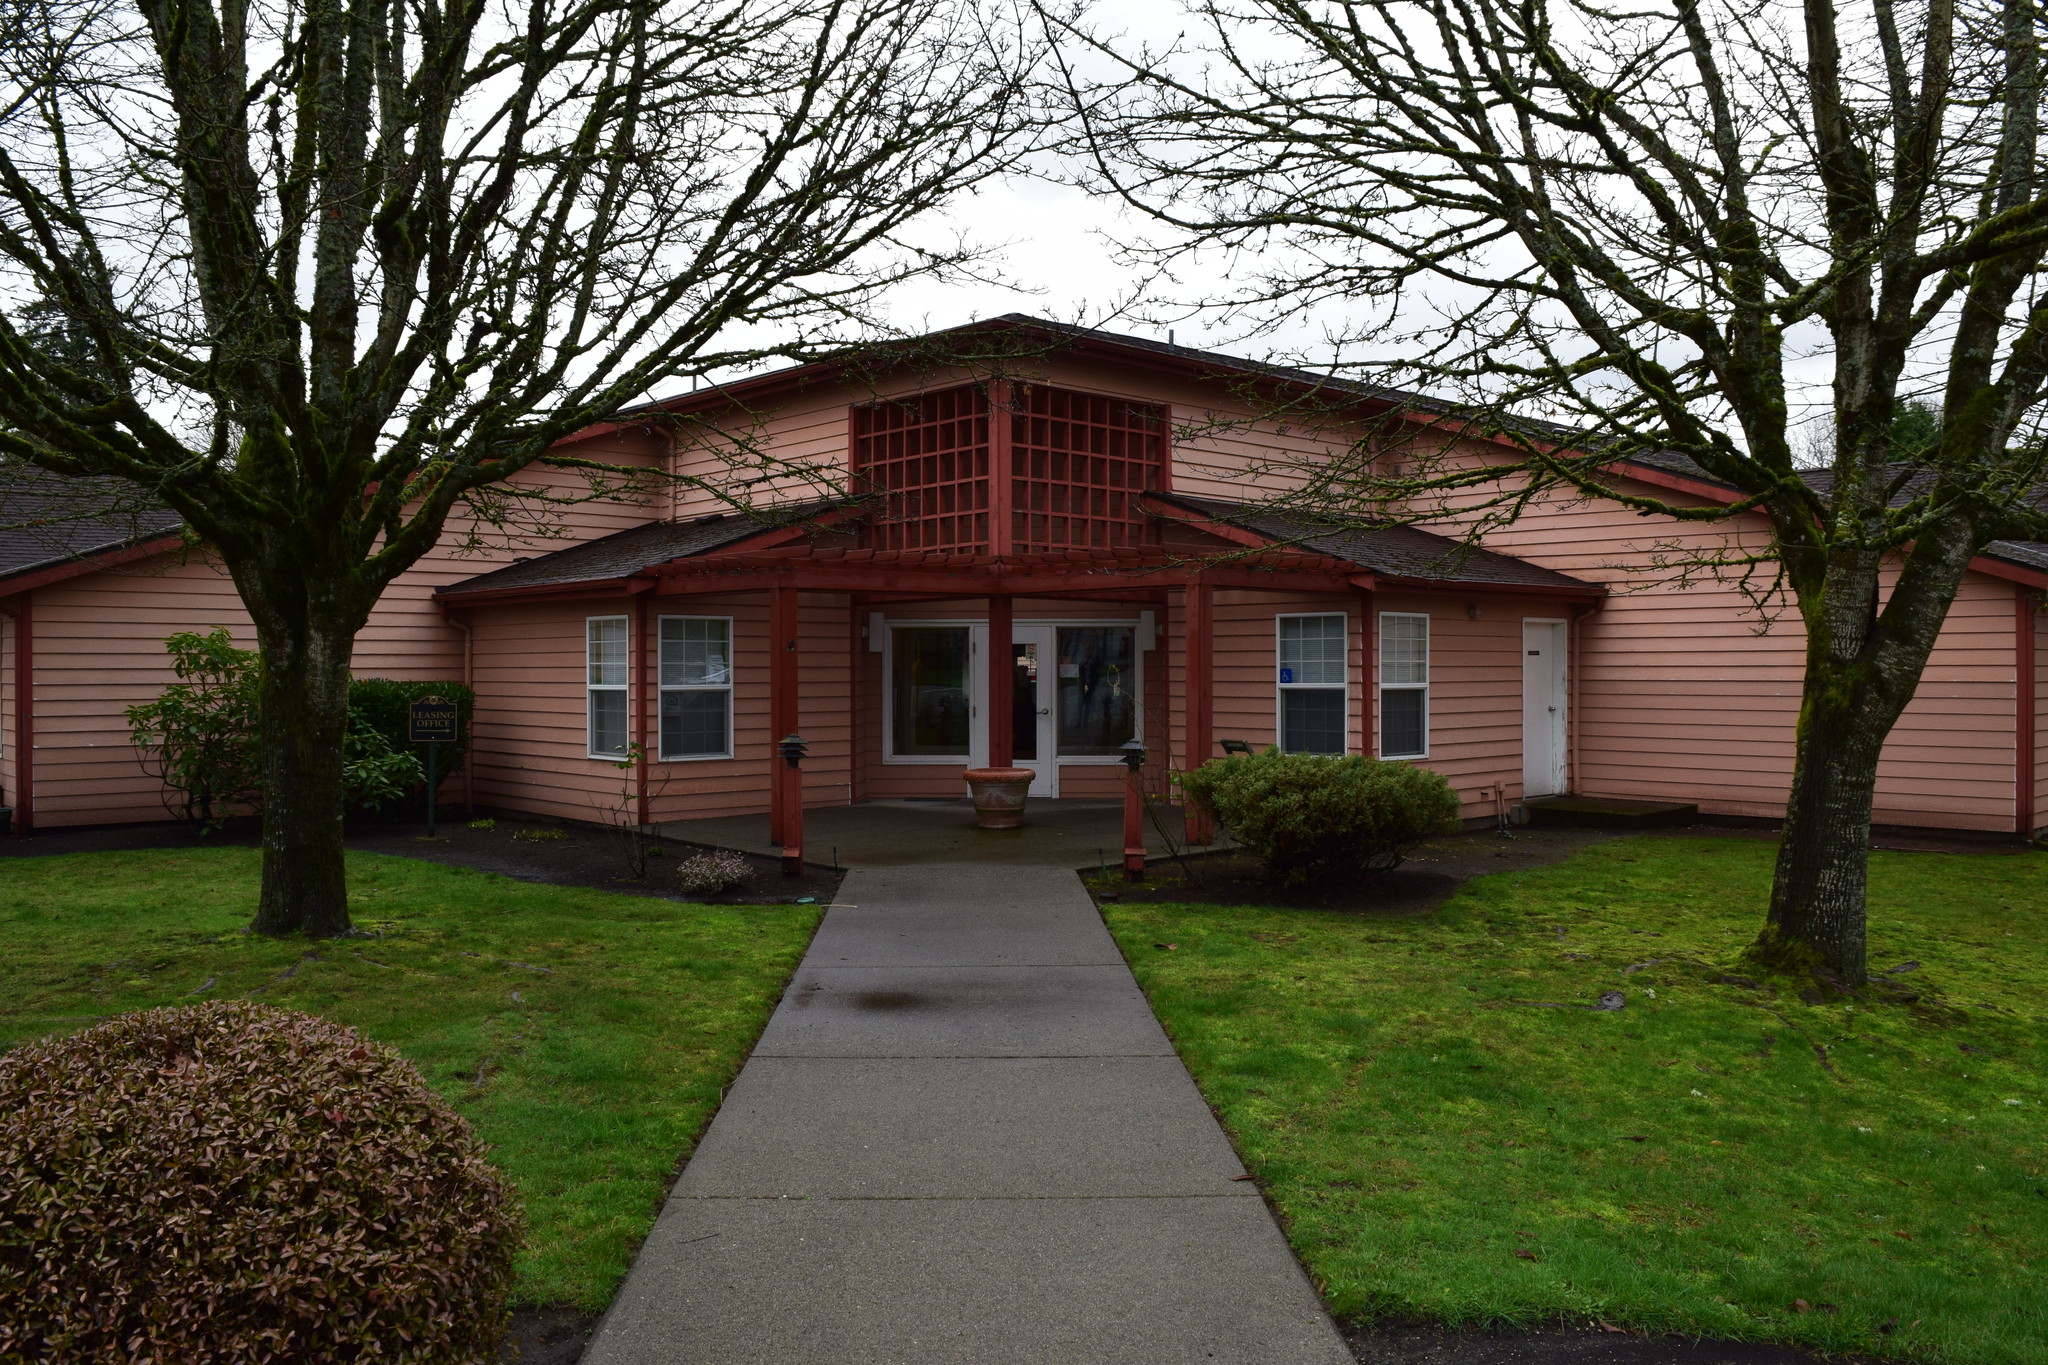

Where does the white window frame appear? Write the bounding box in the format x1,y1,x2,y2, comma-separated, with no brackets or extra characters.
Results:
1378,611,1431,759
882,619,983,765
1048,620,1146,764
586,615,631,760
657,615,735,762
1275,612,1351,756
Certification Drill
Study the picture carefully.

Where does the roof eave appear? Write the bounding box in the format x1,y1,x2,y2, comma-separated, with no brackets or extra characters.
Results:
0,530,188,596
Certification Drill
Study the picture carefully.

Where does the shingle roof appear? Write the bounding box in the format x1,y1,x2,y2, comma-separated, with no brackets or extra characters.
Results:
1152,493,1603,594
437,500,845,597
0,464,183,586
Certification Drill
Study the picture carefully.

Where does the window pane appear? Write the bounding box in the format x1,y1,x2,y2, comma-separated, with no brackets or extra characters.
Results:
1282,688,1346,755
1381,687,1426,758
588,617,628,686
1056,627,1136,756
589,688,628,756
891,627,970,756
661,617,731,687
1279,614,1347,685
660,689,729,759
1381,614,1428,687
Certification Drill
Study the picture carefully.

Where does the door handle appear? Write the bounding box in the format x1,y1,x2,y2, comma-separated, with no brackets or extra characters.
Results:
1037,708,1050,715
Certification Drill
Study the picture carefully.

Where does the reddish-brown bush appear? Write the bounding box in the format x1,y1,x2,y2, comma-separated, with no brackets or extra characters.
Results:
0,1001,520,1363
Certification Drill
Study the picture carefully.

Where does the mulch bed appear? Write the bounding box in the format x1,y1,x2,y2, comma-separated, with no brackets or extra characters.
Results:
2,810,845,906
347,813,846,905
1093,827,1620,916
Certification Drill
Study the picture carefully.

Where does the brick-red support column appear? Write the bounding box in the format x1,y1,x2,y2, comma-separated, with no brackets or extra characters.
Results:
989,379,1014,557
770,581,799,848
1183,576,1213,845
634,593,651,826
2020,587,2038,839
4,594,30,834
987,595,1013,769
1357,588,1375,757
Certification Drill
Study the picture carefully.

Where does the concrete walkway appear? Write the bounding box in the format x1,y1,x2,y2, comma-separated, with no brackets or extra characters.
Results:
584,864,1351,1365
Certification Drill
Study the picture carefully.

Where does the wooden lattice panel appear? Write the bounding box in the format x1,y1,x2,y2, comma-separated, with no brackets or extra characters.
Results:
1008,386,1166,553
852,385,991,552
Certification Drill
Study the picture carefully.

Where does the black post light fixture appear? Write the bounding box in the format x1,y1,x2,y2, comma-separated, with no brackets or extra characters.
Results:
1118,737,1147,772
780,733,808,768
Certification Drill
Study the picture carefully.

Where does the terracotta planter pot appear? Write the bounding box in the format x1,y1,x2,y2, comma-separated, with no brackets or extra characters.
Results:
962,767,1035,830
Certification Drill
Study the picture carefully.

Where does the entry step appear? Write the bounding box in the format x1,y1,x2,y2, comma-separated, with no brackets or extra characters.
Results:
1519,795,1699,829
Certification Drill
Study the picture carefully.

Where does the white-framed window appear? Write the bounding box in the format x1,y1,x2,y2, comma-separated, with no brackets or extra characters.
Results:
586,615,630,759
1379,612,1430,759
886,623,974,760
659,616,733,760
1276,613,1348,755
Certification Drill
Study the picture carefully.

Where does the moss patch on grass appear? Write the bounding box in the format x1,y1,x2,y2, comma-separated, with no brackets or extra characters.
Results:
1099,836,2047,1365
0,847,820,1310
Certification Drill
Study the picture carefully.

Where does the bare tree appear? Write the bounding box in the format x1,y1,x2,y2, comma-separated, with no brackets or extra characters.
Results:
1055,0,2048,985
0,0,1042,935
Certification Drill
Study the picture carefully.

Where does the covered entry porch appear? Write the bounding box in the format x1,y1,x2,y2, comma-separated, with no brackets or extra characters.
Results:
661,796,1210,869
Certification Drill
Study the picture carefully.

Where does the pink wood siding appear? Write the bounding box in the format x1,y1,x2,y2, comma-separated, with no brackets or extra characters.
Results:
466,589,857,826
22,556,252,827
1465,466,2025,832
662,357,1356,520
16,442,658,829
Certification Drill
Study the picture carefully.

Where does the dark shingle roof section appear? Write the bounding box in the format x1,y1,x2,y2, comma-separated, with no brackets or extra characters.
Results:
1,464,183,586
1153,493,1602,594
438,500,843,597
1987,540,2048,574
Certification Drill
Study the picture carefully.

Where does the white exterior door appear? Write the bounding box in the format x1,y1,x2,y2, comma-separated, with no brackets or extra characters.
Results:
1006,625,1059,795
1521,620,1569,797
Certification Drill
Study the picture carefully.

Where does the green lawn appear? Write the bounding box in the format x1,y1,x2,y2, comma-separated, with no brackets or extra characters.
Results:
0,847,820,1310
1099,836,2047,1365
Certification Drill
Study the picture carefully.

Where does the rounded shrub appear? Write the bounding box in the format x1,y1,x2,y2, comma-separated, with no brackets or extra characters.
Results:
677,848,754,897
0,1001,519,1364
1176,747,1462,885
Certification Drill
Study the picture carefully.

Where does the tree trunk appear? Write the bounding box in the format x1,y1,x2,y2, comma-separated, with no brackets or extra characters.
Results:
1755,662,1888,986
248,614,358,938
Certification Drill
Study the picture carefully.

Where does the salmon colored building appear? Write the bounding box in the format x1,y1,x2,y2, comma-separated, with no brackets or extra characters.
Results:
4,316,2044,841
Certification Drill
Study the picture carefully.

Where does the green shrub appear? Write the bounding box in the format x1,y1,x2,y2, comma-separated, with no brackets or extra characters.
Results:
0,1001,519,1363
347,677,476,795
123,628,261,827
125,633,470,826
1175,748,1461,885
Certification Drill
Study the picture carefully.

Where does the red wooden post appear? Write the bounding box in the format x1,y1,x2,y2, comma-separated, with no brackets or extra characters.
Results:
634,593,651,826
989,378,1014,557
770,581,799,855
987,594,1013,769
1123,765,1147,878
1183,576,1213,845
3,595,31,834
1357,587,1376,757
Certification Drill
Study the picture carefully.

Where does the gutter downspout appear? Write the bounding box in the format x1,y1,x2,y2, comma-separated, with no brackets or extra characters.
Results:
1,596,30,834
2020,587,2038,840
